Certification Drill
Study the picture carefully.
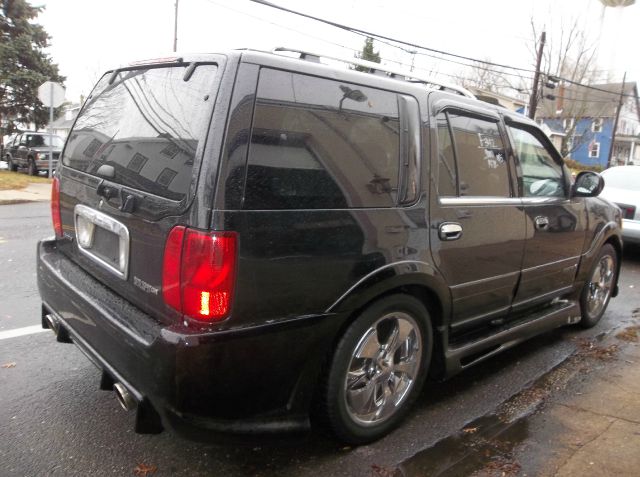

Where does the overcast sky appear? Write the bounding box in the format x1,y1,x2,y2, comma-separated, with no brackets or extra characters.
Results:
35,0,640,103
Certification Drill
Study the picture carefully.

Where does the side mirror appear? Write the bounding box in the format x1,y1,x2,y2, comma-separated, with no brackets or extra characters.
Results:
572,171,604,197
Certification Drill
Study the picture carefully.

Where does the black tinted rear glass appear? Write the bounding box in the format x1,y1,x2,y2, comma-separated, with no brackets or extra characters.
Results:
244,68,400,209
63,64,218,200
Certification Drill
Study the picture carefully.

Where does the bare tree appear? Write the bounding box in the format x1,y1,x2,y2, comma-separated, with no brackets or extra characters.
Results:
456,59,527,97
532,17,615,158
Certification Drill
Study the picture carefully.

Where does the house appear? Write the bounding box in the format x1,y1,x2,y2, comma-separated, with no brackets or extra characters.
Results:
538,121,566,153
468,87,528,114
538,82,640,168
48,103,81,139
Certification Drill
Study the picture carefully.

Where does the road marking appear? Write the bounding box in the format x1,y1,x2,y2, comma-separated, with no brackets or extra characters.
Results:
0,325,49,341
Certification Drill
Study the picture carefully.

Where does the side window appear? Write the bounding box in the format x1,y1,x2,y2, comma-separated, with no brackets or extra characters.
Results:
507,125,566,198
447,112,509,197
244,68,400,209
436,113,457,197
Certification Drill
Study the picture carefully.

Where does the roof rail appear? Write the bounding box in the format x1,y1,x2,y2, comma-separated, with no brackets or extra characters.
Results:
272,47,476,99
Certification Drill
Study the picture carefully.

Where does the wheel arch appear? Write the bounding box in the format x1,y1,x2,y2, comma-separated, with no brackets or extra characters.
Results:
603,234,623,297
576,223,623,297
325,262,450,330
324,262,451,379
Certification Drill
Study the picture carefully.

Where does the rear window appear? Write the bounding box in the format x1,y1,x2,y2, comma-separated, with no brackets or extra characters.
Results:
27,134,65,148
62,64,218,201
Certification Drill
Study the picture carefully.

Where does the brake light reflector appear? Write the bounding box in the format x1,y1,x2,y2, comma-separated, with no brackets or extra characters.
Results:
51,177,63,237
162,227,237,322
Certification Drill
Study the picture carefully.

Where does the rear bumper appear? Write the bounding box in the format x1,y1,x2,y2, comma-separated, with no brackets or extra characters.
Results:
37,238,341,438
35,159,58,169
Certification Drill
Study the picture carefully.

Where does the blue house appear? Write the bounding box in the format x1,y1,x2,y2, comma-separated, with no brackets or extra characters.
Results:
538,82,640,168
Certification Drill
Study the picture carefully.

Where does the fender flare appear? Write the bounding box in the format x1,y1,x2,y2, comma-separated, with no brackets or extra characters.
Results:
576,221,623,292
325,260,451,324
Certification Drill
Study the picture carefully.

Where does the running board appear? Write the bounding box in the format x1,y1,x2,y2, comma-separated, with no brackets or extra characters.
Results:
444,301,580,376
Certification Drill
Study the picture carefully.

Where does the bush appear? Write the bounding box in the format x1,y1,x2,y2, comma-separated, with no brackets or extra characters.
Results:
563,158,603,173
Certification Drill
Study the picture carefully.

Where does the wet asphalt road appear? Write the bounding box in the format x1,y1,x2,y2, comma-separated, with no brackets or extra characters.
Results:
1,202,639,477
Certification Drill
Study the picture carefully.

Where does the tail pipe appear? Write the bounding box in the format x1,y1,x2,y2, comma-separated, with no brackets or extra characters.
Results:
113,382,137,411
104,375,163,434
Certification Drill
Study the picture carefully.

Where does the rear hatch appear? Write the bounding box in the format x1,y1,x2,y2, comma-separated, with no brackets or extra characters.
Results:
56,57,228,325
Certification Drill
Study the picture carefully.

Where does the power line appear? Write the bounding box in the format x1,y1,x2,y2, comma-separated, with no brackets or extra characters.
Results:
248,0,638,99
249,0,538,73
206,0,529,92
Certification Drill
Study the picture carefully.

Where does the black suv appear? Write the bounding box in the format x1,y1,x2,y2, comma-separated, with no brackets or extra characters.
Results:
6,131,64,175
37,49,622,444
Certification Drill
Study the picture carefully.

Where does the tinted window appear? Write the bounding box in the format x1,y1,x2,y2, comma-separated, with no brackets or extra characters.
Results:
448,113,509,197
244,69,400,209
508,125,565,197
436,113,457,196
28,134,64,148
62,64,218,201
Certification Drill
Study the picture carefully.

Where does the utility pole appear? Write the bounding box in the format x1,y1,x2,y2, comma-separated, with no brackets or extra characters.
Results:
528,31,546,120
173,0,179,52
606,71,626,169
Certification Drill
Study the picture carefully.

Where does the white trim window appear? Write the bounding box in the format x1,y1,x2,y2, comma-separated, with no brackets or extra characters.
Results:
589,141,600,158
592,118,603,133
563,118,575,130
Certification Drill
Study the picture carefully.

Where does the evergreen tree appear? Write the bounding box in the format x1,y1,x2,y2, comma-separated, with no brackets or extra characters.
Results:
0,0,64,135
354,37,381,72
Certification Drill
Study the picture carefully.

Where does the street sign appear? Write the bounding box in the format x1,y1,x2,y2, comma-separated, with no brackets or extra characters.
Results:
37,81,65,108
37,81,66,178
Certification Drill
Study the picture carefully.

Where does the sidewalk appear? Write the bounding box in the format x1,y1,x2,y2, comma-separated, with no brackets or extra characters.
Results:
397,312,640,477
515,324,640,476
0,182,52,205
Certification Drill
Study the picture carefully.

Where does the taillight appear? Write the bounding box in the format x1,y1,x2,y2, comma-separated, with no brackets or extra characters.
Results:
162,227,238,322
51,177,63,237
615,203,637,220
623,206,636,220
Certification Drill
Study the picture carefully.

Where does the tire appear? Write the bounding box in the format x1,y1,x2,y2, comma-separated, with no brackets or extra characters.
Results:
317,294,433,444
579,244,618,328
7,156,17,172
28,158,37,176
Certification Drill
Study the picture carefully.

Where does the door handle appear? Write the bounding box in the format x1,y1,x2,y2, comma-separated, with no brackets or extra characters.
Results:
534,216,550,230
439,222,463,241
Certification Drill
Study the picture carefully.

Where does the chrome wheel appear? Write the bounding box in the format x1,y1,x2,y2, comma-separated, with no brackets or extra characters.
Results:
586,254,615,317
344,312,422,425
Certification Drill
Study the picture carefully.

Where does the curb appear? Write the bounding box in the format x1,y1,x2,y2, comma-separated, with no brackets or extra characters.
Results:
0,199,35,206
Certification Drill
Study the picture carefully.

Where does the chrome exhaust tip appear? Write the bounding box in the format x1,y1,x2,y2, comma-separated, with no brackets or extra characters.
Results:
44,313,56,330
113,382,137,411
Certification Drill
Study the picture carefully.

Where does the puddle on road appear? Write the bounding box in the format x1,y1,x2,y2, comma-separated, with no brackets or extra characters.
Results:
396,410,529,477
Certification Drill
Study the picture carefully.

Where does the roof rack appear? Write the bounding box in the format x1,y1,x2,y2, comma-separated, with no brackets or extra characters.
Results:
272,47,476,99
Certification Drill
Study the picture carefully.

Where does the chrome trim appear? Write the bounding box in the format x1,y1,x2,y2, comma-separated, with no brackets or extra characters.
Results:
520,197,570,205
449,270,520,290
439,197,522,206
439,222,463,241
439,197,572,206
74,204,130,280
521,256,579,274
